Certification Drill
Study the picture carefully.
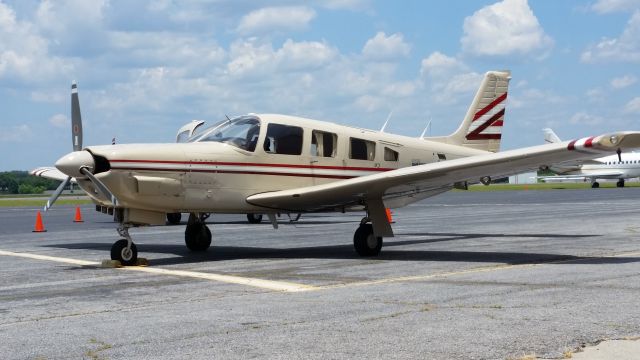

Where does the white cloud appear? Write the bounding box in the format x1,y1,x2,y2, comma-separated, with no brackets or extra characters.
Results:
624,97,640,113
461,0,553,57
49,114,69,128
611,75,637,88
569,111,603,125
0,2,72,82
417,52,480,105
109,31,227,68
226,39,337,77
277,39,337,70
236,6,316,35
581,11,640,63
420,52,467,77
591,0,640,14
362,32,411,61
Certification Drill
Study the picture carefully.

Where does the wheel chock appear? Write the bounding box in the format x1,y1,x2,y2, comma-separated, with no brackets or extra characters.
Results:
101,258,148,267
101,260,122,268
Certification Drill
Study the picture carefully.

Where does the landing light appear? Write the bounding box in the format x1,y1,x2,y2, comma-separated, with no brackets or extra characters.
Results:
610,135,619,145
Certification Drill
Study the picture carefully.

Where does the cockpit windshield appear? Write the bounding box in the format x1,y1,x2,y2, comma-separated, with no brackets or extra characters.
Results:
189,116,261,152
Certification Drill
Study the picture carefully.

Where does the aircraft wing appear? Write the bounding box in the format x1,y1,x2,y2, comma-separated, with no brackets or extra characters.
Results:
247,132,640,212
30,167,77,183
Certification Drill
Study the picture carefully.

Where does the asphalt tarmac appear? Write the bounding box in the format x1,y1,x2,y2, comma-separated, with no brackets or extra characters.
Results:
1,188,639,359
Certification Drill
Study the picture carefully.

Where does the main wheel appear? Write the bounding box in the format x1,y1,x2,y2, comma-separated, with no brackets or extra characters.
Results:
167,212,182,225
185,223,212,251
247,214,263,224
353,223,383,256
592,182,600,188
111,239,138,266
617,179,625,188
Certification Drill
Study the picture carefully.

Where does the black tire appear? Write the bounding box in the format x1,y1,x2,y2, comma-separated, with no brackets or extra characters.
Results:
110,239,138,266
185,223,212,251
617,180,625,188
247,214,263,224
166,212,182,225
353,223,383,256
592,182,600,188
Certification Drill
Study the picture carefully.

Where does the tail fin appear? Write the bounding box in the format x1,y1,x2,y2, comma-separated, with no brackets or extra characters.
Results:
543,128,561,144
427,70,511,152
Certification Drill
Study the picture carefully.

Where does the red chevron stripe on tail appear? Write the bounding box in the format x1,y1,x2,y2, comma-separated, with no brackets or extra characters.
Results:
466,92,507,141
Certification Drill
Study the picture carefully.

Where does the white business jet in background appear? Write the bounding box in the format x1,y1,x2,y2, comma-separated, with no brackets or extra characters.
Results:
540,128,640,188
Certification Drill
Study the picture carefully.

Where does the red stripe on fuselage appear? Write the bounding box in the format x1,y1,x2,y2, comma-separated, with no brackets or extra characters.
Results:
567,140,577,150
109,159,394,172
473,93,508,121
110,167,356,179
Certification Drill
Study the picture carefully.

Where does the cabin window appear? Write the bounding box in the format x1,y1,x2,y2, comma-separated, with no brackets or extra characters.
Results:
263,123,303,155
349,137,375,161
384,147,399,161
311,130,337,157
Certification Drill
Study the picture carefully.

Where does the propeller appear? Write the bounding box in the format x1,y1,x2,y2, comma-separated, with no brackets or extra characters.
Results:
43,82,83,211
617,148,622,162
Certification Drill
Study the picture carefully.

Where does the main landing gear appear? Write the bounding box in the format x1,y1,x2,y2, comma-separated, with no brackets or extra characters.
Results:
185,213,212,251
353,218,383,257
617,179,625,188
592,181,600,188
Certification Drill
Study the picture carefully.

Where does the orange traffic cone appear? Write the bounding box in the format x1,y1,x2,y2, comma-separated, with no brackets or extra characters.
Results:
385,208,395,224
73,206,84,223
33,211,47,232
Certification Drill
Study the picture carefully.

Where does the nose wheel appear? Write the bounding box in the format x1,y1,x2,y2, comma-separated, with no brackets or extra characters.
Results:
111,224,138,266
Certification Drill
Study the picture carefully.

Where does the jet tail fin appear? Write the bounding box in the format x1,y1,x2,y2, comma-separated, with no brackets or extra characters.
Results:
543,128,561,144
426,70,511,153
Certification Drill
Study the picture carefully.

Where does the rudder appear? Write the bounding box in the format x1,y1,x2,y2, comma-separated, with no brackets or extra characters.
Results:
427,70,510,153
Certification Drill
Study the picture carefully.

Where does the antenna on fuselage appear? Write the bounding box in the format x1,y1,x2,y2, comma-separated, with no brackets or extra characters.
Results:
419,118,432,140
225,114,231,121
380,111,393,133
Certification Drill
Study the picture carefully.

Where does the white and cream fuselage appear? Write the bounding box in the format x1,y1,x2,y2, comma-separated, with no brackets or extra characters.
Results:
78,114,486,220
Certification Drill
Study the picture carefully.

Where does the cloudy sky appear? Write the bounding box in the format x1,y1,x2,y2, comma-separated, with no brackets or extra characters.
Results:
1,0,639,171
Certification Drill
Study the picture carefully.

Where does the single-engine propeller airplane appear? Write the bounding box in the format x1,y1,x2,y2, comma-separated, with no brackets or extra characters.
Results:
41,71,640,265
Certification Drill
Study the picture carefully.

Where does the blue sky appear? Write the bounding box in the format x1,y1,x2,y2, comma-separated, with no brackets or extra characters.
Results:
1,0,640,171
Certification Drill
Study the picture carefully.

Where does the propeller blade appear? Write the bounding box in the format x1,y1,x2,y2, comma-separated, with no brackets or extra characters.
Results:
44,176,71,212
617,148,622,162
79,167,119,206
71,81,83,151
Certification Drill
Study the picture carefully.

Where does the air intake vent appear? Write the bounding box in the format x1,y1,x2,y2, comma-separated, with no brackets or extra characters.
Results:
93,155,111,174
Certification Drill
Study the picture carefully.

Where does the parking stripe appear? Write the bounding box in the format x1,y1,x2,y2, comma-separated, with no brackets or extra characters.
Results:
0,249,317,293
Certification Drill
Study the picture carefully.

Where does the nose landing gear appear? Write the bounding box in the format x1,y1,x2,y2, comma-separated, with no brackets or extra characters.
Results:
111,224,138,266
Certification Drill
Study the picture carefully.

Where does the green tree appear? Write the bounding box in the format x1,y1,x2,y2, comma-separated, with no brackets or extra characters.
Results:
18,184,46,194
